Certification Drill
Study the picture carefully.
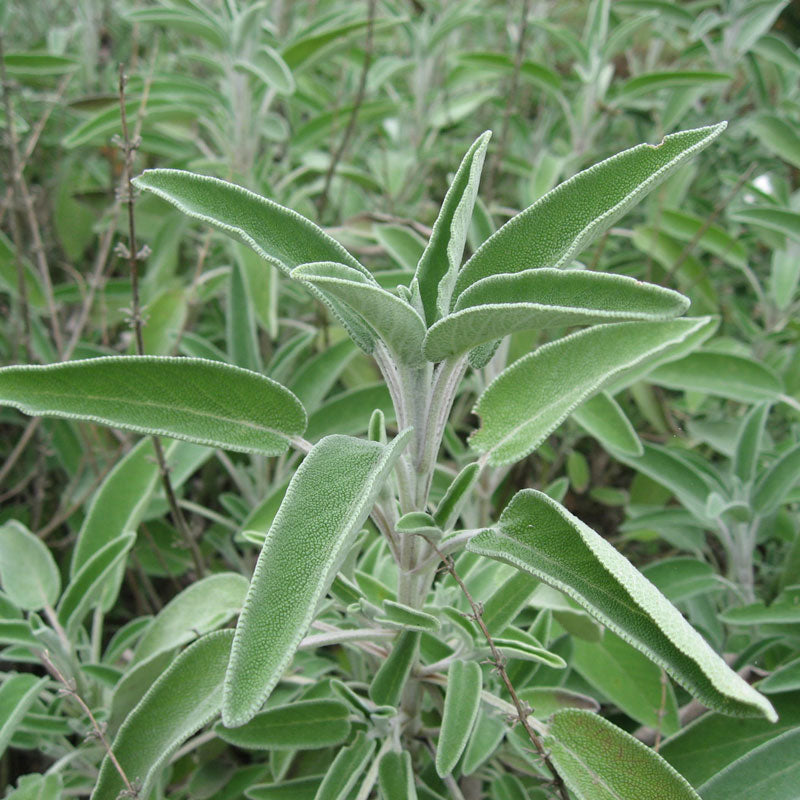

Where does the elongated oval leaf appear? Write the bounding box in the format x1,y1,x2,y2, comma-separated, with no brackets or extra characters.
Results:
425,269,689,361
91,630,233,800
0,674,48,758
752,442,800,514
468,489,776,720
133,573,248,664
216,699,350,750
733,207,800,244
571,392,643,457
0,357,306,456
436,660,482,776
292,262,426,366
223,431,411,726
453,124,726,298
411,131,491,324
734,402,771,483
377,600,441,632
434,462,481,530
313,731,375,800
0,521,60,611
379,750,417,800
470,318,710,466
544,709,701,800
369,630,421,707
133,170,376,351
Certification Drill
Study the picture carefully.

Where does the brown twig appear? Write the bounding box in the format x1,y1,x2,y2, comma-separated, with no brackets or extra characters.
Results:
40,650,138,797
427,539,570,800
0,418,41,487
316,0,377,218
118,63,206,578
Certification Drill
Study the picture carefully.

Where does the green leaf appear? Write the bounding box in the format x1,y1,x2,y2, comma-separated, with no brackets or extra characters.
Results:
733,207,800,244
752,442,800,514
0,521,60,611
750,113,800,170
462,712,506,775
234,45,295,95
424,269,689,362
216,699,351,750
698,727,800,800
228,259,263,372
292,262,426,366
0,674,48,759
614,71,730,101
0,356,306,456
374,224,426,271
125,7,226,47
571,392,643,457
2,52,79,76
379,750,418,800
370,630,421,707
544,709,701,800
572,630,679,734
288,339,357,413
453,124,726,298
648,352,783,402
305,383,394,441
640,558,720,604
436,660,482,776
58,535,136,638
434,462,481,530
3,773,62,800
467,489,776,720
133,170,376,351
132,573,248,664
516,686,600,718
734,402,771,483
470,318,710,466
411,131,491,324
377,600,441,632
313,731,376,800
91,630,233,800
758,655,800,694
247,776,322,799
223,431,411,726
482,571,539,635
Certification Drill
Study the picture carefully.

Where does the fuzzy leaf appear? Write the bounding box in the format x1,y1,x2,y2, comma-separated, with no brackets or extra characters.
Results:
91,630,233,800
216,699,351,750
434,462,481,530
292,262,426,366
0,357,306,456
0,674,48,758
313,731,375,800
467,489,776,720
734,402,771,483
0,521,60,611
369,630,420,707
425,269,689,361
436,660,483,776
379,750,418,800
752,442,800,514
733,207,800,244
470,318,710,466
544,709,701,800
411,131,491,324
377,600,441,632
223,432,411,726
453,124,726,298
571,392,643,457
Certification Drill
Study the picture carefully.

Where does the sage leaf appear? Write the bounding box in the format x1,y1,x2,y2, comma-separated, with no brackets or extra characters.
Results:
132,572,248,664
377,600,441,632
91,630,233,800
216,699,351,750
370,630,421,707
0,674,48,759
424,269,689,362
379,750,418,800
288,339,357,413
752,442,800,514
470,318,710,466
313,731,376,800
411,131,491,324
0,356,307,456
292,262,427,366
0,521,60,611
453,124,726,298
223,431,411,726
571,392,643,457
467,489,776,720
698,727,800,800
247,776,322,799
544,709,701,800
436,659,482,776
434,462,480,530
734,402,771,483
462,713,506,775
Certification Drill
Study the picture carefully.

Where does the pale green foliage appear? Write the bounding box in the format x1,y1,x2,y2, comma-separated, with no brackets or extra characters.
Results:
378,750,417,800
223,432,410,726
0,521,60,611
369,630,420,707
544,709,701,800
312,731,375,800
571,392,643,456
0,357,307,455
0,675,48,758
468,489,776,720
435,659,482,776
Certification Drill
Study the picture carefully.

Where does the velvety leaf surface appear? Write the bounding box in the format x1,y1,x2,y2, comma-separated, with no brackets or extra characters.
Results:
470,318,709,466
370,630,421,707
544,709,701,800
312,731,375,800
424,269,689,361
379,750,418,800
752,441,800,514
0,521,60,611
0,357,307,456
571,392,643,457
453,124,726,298
0,675,48,758
467,489,776,720
223,431,411,726
92,630,233,800
436,659,482,776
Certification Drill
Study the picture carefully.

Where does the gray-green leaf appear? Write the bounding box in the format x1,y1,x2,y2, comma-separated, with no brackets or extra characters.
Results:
436,660,482,776
0,521,60,611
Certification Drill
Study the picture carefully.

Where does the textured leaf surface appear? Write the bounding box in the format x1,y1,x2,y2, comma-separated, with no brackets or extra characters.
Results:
425,269,689,361
436,660,482,776
370,630,420,707
216,699,350,750
698,727,800,800
292,262,426,366
223,432,411,726
92,630,233,800
734,402,771,483
453,124,726,298
313,731,375,800
544,709,701,800
379,750,418,800
753,442,800,514
470,318,709,466
0,674,47,758
468,490,775,720
411,131,491,324
0,357,306,456
0,521,60,611
571,392,643,456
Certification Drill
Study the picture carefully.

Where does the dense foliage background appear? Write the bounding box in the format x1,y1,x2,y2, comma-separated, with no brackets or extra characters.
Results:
1,1,799,798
